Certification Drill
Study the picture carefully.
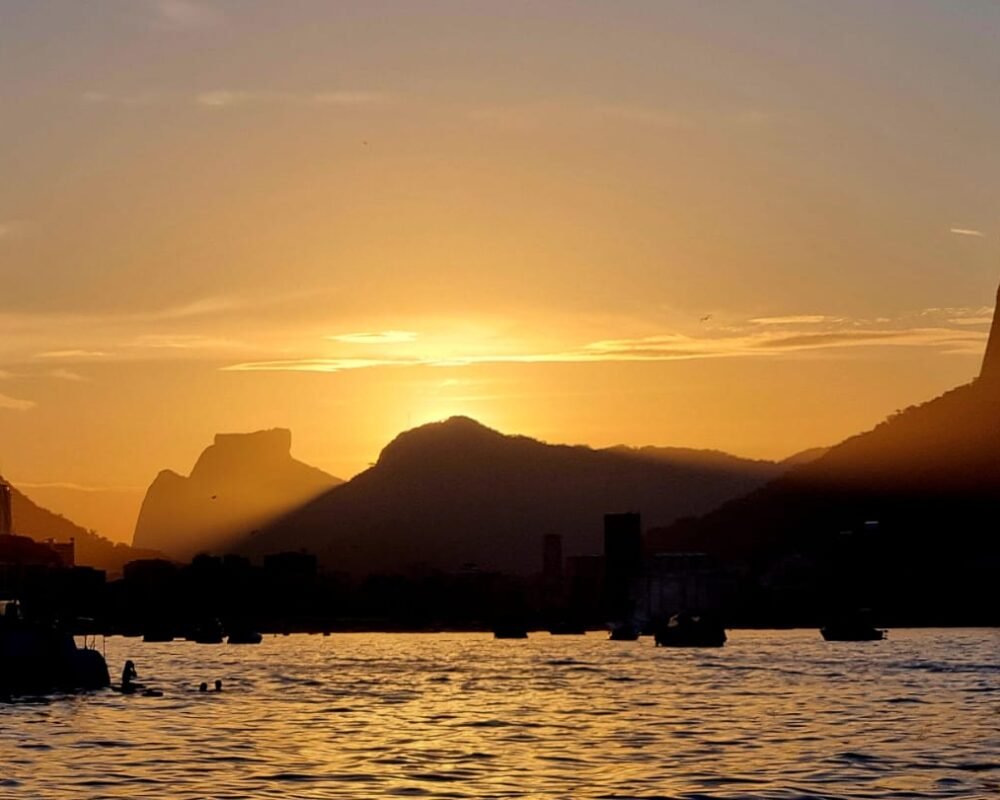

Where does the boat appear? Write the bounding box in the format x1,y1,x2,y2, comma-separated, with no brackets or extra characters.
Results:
189,619,224,644
548,619,587,635
226,628,263,645
821,611,886,642
0,600,110,696
608,623,640,641
493,624,528,639
142,625,176,643
653,612,726,648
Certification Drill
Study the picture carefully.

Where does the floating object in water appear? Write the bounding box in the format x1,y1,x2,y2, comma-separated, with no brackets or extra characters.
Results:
821,612,886,641
226,629,262,645
190,619,224,645
548,620,586,635
493,624,528,639
142,626,175,643
608,624,640,641
654,613,726,648
214,680,223,692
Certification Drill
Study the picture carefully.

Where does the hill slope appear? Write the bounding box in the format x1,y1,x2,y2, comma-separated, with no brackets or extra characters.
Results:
133,429,341,559
238,417,796,575
3,479,163,575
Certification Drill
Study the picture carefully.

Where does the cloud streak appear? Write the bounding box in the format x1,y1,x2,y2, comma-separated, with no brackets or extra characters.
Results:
195,90,391,109
0,393,35,411
224,323,988,374
950,227,986,237
329,331,418,344
151,0,222,31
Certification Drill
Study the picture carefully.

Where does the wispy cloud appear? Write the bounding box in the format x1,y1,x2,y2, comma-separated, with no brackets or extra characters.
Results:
127,333,242,350
11,480,142,493
950,227,986,237
195,90,391,109
150,0,222,31
0,393,35,412
750,315,840,326
224,320,988,374
36,349,108,359
46,368,88,382
329,331,418,344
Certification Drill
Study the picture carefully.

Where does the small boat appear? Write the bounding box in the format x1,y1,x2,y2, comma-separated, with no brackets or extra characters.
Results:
548,620,586,635
142,626,176,643
226,629,263,645
0,600,110,695
608,624,640,641
493,624,528,639
654,613,726,648
821,612,886,642
189,619,224,645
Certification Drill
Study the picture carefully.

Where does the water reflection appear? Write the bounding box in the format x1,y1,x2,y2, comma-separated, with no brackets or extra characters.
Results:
2,629,997,798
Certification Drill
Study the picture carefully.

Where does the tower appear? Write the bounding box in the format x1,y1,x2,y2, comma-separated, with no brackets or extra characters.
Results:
603,512,642,621
0,480,11,536
980,280,1000,386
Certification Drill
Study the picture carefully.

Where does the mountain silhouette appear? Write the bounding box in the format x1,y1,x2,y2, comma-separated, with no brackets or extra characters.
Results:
1,478,163,575
132,429,341,560
648,284,1000,569
236,416,804,575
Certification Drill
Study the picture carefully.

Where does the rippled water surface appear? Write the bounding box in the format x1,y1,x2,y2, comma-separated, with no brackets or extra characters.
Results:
2,629,997,799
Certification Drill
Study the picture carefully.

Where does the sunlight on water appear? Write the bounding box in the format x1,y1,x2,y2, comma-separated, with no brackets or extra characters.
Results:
1,629,997,799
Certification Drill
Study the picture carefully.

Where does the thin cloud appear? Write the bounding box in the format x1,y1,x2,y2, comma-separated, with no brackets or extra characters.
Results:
329,331,418,344
750,315,839,326
0,393,35,412
127,333,244,350
223,323,987,374
36,349,107,359
950,227,986,237
151,0,222,30
46,368,88,382
11,480,141,493
196,90,391,109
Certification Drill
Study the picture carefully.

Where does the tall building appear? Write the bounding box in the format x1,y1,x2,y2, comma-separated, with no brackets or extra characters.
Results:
0,480,12,537
542,533,563,583
603,512,642,620
979,280,1000,386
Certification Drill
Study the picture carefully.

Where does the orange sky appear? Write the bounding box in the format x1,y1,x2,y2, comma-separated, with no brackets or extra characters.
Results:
0,1,997,541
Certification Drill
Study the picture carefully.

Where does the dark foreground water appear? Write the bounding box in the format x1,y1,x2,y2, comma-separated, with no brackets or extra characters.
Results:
1,629,997,799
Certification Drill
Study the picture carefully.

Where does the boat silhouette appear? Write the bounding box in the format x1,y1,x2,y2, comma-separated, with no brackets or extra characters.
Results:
0,600,110,696
653,613,726,648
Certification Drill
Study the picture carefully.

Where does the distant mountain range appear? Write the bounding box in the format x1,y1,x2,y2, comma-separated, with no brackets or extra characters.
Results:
648,283,1000,580
2,479,163,575
132,429,341,560
235,416,814,574
647,375,1000,560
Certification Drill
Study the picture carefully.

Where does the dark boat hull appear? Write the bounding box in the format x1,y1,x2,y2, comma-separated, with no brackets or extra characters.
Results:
821,626,885,642
0,628,110,695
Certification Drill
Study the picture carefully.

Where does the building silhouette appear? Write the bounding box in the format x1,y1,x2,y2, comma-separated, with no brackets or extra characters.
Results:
603,512,642,621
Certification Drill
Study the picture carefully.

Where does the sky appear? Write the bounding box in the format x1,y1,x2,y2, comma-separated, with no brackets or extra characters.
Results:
1,0,998,542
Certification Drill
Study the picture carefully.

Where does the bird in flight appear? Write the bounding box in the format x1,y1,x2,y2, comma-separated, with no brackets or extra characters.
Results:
700,314,712,322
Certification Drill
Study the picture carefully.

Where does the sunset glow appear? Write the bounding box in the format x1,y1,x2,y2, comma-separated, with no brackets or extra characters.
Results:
1,1,998,540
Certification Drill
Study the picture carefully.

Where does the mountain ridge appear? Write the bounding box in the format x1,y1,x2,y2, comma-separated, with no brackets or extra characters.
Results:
133,428,341,559
236,416,803,574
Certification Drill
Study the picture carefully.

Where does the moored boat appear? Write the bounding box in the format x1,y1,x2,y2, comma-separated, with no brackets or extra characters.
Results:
653,612,726,648
0,600,110,696
821,611,886,641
